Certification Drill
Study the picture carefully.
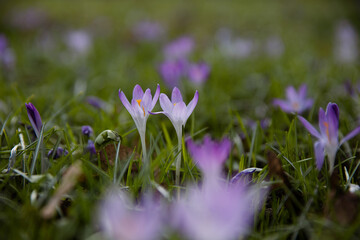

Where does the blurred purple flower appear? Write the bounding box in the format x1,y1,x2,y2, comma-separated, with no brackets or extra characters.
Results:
132,21,164,42
9,8,48,31
187,135,231,178
273,84,313,114
218,35,254,59
187,62,210,85
25,102,42,138
0,35,7,55
65,30,92,55
0,34,16,69
163,36,194,60
173,181,266,240
47,147,68,159
86,96,106,110
99,190,163,240
82,125,93,137
299,102,360,174
86,140,96,155
158,59,188,88
334,20,358,63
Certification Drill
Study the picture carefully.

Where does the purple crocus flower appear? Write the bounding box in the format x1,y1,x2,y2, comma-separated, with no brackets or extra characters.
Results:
273,84,313,114
187,62,210,85
47,147,68,159
154,87,199,136
151,87,198,190
163,36,194,60
187,135,231,179
119,84,160,162
299,102,360,174
99,190,163,240
25,103,42,138
132,21,164,42
158,59,188,88
82,125,93,137
173,181,265,240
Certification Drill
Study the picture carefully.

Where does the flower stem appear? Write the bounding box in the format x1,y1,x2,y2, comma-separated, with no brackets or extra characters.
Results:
140,129,150,187
175,126,182,199
113,140,121,184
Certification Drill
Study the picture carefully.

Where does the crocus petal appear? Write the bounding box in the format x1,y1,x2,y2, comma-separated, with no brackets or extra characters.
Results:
304,99,314,110
298,84,307,99
314,141,325,170
184,90,199,124
285,86,298,103
119,90,133,115
159,93,173,113
150,84,160,110
298,116,321,139
326,103,339,141
173,101,187,123
318,108,327,137
25,103,42,137
340,126,360,146
171,87,183,103
142,89,152,112
132,84,144,100
273,99,294,113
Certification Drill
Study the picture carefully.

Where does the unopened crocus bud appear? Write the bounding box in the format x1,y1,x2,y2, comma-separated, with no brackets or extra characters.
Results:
25,102,42,138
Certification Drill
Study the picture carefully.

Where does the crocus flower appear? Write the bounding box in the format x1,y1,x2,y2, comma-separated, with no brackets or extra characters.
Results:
25,102,42,138
152,87,199,192
47,147,68,159
119,84,160,162
230,168,263,185
99,189,163,240
334,20,358,63
298,102,360,174
132,21,164,42
273,84,313,114
158,59,188,88
155,87,199,136
187,62,210,85
82,125,93,137
187,135,231,179
163,36,194,60
173,181,265,240
65,30,92,55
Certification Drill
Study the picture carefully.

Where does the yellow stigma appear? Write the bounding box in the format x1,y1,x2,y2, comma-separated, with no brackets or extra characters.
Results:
174,103,176,106
136,99,145,116
323,121,330,140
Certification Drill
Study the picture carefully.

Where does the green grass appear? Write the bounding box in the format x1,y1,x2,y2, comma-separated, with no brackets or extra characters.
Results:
1,0,360,239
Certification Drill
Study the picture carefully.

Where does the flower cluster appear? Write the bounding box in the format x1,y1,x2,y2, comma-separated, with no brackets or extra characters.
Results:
159,36,211,88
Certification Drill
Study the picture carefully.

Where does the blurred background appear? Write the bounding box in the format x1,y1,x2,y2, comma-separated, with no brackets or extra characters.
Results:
0,0,359,135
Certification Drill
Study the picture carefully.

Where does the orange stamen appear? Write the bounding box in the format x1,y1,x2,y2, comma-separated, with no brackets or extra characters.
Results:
136,99,145,116
323,121,330,139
